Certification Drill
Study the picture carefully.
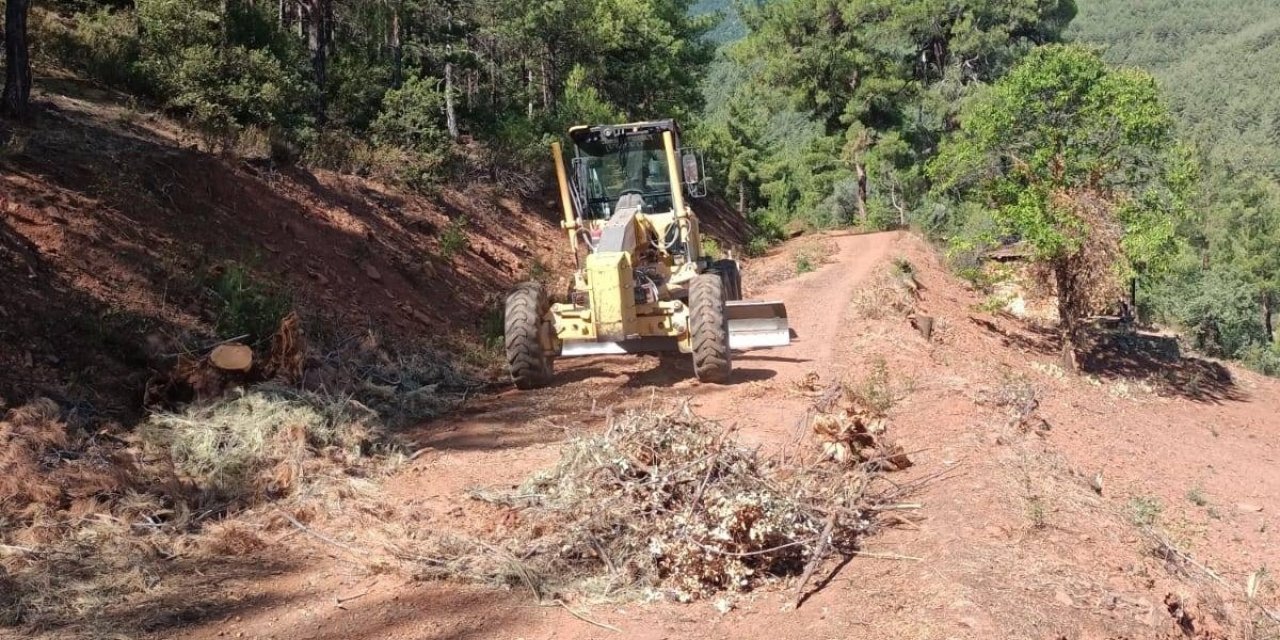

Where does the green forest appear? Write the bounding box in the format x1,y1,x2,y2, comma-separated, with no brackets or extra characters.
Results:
2,0,1277,372
1069,0,1280,373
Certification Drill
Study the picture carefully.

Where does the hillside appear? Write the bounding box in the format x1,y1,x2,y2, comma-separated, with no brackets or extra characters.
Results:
4,75,1280,640
6,2,1280,638
1069,0,1280,175
0,76,574,416
0,74,753,416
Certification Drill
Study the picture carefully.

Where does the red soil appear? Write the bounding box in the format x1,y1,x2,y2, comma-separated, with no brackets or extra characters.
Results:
159,231,1280,640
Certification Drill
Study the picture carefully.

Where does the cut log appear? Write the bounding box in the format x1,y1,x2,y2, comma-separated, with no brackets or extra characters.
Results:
210,343,253,372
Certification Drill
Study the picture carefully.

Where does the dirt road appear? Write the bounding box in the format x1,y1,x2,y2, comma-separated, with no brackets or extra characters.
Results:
181,230,1280,640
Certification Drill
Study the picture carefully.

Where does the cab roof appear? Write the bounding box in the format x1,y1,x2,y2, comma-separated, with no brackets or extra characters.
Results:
568,120,680,150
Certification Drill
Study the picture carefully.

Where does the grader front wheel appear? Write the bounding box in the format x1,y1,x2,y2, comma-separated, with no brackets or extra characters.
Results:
504,283,554,389
689,273,732,383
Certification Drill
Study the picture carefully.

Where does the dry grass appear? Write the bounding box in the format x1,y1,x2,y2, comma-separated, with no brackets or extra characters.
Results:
851,258,920,320
141,387,385,505
0,330,465,633
400,403,904,604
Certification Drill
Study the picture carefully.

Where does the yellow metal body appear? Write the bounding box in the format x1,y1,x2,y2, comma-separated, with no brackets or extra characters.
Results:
551,142,579,255
545,126,703,354
584,250,635,341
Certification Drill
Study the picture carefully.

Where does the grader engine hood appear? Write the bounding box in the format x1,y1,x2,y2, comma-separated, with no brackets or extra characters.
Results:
584,205,642,342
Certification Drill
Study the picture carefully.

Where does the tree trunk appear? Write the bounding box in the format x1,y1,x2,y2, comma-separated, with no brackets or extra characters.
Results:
444,59,458,140
280,0,300,35
738,180,747,218
301,0,329,125
221,0,231,48
540,57,552,111
2,0,34,120
1264,291,1274,344
1054,260,1080,372
525,66,534,119
390,3,403,88
854,162,869,227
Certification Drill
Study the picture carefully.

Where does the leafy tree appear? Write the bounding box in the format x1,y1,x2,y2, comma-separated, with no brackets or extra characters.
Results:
931,44,1187,366
1068,0,1280,374
720,0,1074,229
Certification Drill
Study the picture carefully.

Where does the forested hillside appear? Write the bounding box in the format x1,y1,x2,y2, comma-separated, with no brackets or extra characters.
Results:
0,0,1274,378
4,0,1272,374
1069,0,1280,175
1068,0,1280,373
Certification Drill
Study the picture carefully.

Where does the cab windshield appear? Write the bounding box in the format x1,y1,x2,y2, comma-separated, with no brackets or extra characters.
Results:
576,134,673,220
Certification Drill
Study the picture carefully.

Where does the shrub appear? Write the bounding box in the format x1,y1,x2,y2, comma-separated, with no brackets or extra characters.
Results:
700,236,721,259
795,253,815,274
1241,342,1280,377
325,53,393,131
207,263,292,343
43,8,146,91
134,0,312,144
438,217,470,259
370,76,447,154
303,129,413,179
1165,266,1268,358
1129,496,1163,527
843,358,897,417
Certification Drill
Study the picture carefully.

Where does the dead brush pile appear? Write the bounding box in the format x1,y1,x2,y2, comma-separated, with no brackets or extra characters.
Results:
0,323,477,631
851,257,921,320
412,403,908,604
0,389,401,630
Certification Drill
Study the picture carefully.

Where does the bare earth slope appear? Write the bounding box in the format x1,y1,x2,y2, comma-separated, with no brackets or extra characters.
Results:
165,232,1280,640
0,76,575,416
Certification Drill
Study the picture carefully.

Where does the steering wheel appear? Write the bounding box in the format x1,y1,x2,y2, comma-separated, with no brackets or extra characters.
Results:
619,188,645,197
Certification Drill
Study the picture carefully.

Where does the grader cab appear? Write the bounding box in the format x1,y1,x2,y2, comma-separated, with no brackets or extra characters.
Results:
503,120,791,389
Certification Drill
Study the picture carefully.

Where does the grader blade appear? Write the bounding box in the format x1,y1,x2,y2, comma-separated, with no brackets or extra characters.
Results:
727,301,792,350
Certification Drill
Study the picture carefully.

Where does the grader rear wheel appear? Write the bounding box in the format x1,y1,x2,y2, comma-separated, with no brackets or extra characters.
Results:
504,283,554,389
689,273,731,383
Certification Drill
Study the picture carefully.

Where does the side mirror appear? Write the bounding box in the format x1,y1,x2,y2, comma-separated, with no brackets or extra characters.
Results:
681,149,707,198
682,151,700,184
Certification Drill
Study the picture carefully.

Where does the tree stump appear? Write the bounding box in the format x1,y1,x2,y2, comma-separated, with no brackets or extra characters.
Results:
910,314,935,341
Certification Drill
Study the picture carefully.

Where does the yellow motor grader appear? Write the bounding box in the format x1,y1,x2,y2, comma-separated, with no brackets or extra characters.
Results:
503,119,791,388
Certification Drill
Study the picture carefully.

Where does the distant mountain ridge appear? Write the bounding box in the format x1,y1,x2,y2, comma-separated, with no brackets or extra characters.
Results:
1069,0,1280,176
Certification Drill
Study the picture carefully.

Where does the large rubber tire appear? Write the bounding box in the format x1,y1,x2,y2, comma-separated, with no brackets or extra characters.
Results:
711,259,743,301
689,273,732,383
504,283,554,389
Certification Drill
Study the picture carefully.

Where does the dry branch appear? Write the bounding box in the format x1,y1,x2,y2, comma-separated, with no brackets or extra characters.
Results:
409,402,905,604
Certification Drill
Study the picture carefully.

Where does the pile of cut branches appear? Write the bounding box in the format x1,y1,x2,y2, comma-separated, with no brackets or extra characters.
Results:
411,403,904,603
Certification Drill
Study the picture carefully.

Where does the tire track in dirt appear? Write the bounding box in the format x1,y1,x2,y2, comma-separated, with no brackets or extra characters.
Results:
397,231,897,496
690,231,896,443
